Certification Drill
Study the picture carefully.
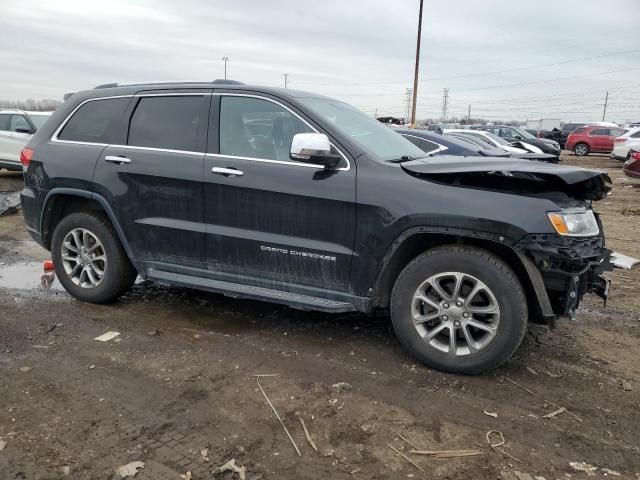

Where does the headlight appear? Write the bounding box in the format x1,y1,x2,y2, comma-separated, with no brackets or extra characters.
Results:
547,210,599,236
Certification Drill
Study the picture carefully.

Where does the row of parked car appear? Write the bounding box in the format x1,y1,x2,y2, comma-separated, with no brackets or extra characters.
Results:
407,121,640,178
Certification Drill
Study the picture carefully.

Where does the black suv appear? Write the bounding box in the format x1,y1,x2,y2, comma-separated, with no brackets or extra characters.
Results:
21,81,612,374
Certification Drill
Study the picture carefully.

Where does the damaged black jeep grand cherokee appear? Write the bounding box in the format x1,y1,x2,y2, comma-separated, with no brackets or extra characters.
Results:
21,81,612,374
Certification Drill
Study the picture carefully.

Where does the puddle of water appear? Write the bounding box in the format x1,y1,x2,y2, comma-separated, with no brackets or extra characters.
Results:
0,262,64,291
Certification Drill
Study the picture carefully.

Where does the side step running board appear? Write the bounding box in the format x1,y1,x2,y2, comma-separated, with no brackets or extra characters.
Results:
146,269,356,313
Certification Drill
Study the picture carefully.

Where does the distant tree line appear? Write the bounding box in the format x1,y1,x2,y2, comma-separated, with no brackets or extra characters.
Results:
417,116,521,126
0,98,62,112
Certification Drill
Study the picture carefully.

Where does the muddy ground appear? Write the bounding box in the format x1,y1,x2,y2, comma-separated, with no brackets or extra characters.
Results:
0,154,639,480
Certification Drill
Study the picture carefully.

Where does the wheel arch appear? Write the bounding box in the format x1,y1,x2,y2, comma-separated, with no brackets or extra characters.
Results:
40,189,134,259
371,229,554,324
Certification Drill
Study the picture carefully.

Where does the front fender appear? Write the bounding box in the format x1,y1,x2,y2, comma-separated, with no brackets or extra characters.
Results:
365,227,554,323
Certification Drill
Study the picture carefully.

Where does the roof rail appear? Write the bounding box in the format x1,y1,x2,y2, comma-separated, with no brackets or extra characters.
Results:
94,79,245,89
211,79,244,85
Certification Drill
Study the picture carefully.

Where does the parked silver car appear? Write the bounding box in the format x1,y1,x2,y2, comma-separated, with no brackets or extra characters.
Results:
0,110,52,170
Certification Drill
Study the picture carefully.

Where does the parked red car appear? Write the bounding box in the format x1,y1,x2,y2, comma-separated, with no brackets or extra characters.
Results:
623,151,640,179
565,125,626,156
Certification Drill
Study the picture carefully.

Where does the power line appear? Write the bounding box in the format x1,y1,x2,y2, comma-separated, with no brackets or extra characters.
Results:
289,48,640,88
455,66,640,92
422,49,640,82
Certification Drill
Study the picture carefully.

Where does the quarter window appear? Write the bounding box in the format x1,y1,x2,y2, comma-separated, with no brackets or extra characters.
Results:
58,97,130,143
128,96,204,152
0,114,11,131
10,115,30,132
590,128,609,136
219,96,312,161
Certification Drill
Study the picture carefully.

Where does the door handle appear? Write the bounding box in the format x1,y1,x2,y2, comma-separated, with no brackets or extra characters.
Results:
105,155,132,165
212,167,244,177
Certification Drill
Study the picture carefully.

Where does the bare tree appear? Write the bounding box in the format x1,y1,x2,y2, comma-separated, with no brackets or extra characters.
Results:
0,98,63,111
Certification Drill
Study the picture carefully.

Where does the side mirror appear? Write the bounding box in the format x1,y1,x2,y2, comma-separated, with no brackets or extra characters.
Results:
290,133,341,168
14,126,33,134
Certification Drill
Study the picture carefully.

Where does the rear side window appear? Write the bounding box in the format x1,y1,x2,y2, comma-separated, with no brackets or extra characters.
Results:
128,96,204,152
631,131,640,138
0,114,11,131
58,98,129,143
590,128,609,135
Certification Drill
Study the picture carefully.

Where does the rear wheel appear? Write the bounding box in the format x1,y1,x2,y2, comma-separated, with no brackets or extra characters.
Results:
51,211,137,303
390,246,528,374
574,143,590,156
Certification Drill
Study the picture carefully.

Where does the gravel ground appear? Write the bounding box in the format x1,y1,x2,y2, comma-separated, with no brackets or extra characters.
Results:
0,156,638,480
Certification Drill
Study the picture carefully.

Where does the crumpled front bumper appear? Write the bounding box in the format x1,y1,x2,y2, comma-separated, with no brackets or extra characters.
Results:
515,231,613,320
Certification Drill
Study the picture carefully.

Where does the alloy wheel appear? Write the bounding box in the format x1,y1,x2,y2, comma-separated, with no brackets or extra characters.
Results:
60,228,107,288
410,272,500,355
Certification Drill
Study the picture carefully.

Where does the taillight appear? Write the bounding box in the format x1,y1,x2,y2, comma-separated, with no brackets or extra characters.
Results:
20,147,34,167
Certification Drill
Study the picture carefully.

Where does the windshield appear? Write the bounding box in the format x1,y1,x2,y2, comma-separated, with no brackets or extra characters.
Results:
449,133,496,150
28,114,50,130
513,127,536,139
297,98,426,161
477,130,511,146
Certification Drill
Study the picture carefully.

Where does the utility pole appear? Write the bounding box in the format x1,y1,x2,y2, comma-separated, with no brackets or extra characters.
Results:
440,88,449,122
602,91,609,121
222,56,229,80
405,88,413,122
468,104,471,123
283,73,288,88
410,0,424,128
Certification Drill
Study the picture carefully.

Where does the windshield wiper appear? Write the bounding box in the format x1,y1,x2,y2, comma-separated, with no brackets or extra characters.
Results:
387,155,428,164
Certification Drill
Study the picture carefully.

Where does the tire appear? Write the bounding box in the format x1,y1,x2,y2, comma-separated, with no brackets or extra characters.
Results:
51,211,137,303
573,143,590,156
390,246,528,375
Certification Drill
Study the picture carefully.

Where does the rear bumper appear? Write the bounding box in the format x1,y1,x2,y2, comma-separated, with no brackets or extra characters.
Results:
20,186,47,249
0,159,22,171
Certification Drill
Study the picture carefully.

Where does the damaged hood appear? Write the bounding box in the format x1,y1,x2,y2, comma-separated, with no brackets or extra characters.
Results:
401,155,611,200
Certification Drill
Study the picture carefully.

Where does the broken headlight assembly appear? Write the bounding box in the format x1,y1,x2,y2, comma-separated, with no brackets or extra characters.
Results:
547,209,599,237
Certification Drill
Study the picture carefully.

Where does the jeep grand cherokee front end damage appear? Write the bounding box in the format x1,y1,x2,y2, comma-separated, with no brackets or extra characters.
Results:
515,229,612,321
400,156,613,323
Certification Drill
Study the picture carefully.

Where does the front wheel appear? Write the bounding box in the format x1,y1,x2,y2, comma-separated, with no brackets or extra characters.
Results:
390,246,528,374
51,211,137,303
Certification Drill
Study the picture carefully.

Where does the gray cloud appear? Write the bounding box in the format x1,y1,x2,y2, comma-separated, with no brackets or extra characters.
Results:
1,0,638,122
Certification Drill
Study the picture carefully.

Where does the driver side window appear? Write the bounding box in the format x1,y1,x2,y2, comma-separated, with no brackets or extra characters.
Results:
219,96,312,161
500,128,515,138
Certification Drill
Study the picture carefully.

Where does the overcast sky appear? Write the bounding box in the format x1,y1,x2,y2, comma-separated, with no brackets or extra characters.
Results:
1,0,639,122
